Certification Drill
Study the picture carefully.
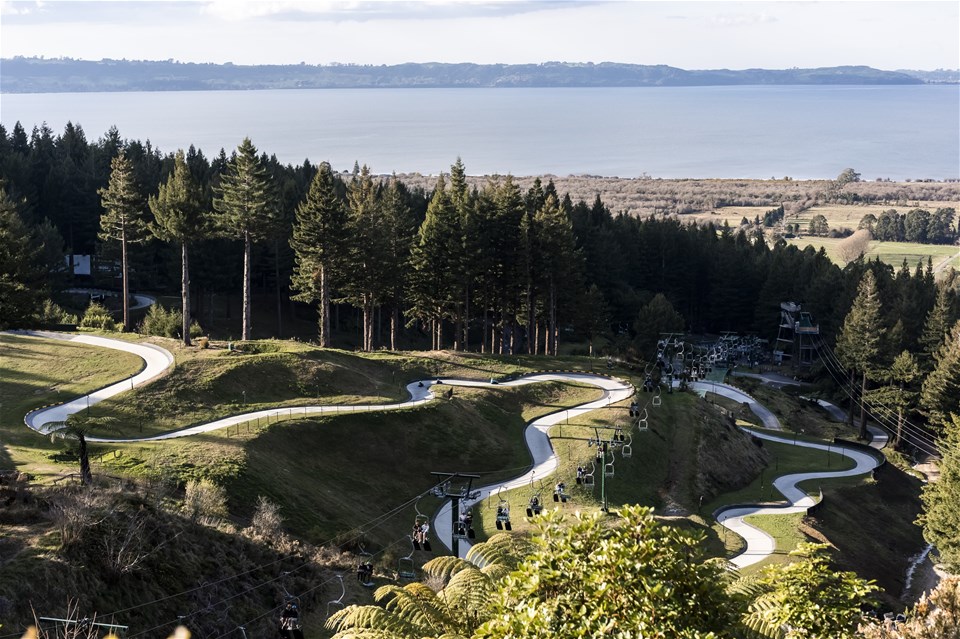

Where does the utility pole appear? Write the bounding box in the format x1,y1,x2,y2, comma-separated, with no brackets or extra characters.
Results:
430,471,480,558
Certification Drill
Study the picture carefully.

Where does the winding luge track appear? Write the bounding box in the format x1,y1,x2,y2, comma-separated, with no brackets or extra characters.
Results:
14,331,881,567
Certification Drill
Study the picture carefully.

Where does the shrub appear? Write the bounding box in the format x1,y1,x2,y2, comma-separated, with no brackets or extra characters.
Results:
182,479,228,524
140,305,180,338
37,300,78,325
140,305,204,339
78,302,116,331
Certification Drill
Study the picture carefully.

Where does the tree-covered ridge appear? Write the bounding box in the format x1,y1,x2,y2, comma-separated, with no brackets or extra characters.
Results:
1,120,957,355
0,58,928,93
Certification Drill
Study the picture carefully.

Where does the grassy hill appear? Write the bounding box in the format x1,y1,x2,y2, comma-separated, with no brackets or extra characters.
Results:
0,332,931,634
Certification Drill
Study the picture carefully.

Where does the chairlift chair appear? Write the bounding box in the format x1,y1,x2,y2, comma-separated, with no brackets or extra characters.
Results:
604,449,616,478
622,434,633,458
652,386,662,407
356,543,376,587
412,498,432,551
326,574,346,618
553,481,569,503
398,538,417,579
455,507,475,539
494,487,512,530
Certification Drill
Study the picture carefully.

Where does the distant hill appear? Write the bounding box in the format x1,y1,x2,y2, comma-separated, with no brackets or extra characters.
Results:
0,57,932,93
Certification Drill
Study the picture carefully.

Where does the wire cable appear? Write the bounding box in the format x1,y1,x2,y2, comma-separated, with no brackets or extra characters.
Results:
811,340,940,457
102,479,449,624
813,338,940,448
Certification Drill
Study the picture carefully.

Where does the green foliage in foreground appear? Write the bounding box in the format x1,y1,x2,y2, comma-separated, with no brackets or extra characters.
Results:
477,506,740,639
744,543,878,639
326,533,531,639
324,507,880,639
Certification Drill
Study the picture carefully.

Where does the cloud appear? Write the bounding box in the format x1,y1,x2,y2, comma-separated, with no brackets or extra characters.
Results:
709,11,777,27
200,0,588,22
0,1,45,16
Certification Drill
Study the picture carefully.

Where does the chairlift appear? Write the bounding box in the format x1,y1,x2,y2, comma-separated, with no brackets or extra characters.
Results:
412,498,432,551
614,427,625,442
494,488,512,531
580,461,596,487
622,434,633,458
398,539,417,580
326,574,346,618
279,601,305,639
604,448,616,478
526,477,545,516
553,480,569,503
356,543,375,587
455,507,475,540
652,386,662,407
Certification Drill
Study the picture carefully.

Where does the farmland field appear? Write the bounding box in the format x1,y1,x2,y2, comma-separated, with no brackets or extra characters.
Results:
679,203,960,270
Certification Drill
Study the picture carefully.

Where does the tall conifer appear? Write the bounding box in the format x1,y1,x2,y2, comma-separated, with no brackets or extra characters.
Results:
98,151,148,332
290,162,346,347
835,270,885,439
212,138,277,341
149,150,208,345
921,320,960,433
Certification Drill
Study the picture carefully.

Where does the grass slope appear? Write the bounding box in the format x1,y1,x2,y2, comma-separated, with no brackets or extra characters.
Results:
0,335,932,627
0,333,144,476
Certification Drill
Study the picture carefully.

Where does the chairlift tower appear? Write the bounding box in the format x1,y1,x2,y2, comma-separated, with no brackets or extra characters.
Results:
589,428,624,513
775,302,819,365
430,471,481,558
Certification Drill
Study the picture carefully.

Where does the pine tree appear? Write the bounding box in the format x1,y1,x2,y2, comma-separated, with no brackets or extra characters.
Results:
148,150,209,345
920,320,960,433
212,138,277,341
98,151,148,332
920,285,956,364
342,166,391,351
379,178,418,350
864,350,921,447
917,413,960,572
290,162,346,348
408,176,460,350
0,189,46,328
534,193,580,355
835,270,885,439
489,177,525,354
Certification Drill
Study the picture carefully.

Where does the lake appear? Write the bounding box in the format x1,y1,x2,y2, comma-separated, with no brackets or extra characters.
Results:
1,85,958,180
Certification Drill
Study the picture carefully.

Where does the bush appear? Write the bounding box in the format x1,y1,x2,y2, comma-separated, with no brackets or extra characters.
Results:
78,302,116,331
37,299,78,325
140,305,204,339
182,479,228,524
140,305,180,338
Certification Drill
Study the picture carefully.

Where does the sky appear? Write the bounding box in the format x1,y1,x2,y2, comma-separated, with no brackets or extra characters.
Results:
0,1,958,71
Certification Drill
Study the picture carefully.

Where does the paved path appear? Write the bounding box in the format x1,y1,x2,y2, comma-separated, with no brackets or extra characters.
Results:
65,288,158,312
688,380,781,430
716,428,881,569
429,374,634,556
803,396,889,450
730,370,810,388
15,330,175,436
